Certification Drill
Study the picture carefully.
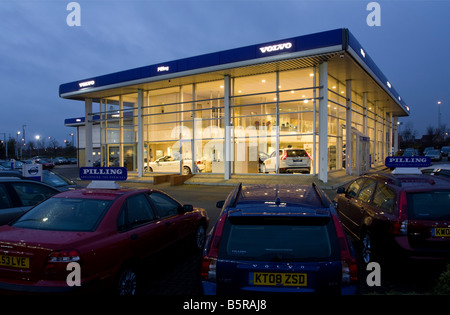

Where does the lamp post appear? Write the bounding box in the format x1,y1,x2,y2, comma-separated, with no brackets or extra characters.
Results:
35,135,40,156
438,101,442,130
16,131,21,159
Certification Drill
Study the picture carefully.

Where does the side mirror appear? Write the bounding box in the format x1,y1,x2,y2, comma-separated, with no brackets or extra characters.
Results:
216,200,225,209
336,186,346,194
182,204,194,213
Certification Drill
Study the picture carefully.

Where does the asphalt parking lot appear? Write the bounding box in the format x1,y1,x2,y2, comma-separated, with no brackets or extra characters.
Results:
53,164,448,295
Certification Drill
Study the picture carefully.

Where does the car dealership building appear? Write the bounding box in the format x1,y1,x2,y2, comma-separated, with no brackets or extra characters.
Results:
61,29,409,183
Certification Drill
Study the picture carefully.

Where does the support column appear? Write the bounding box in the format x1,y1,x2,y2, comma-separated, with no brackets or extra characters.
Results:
224,75,231,180
84,98,93,167
318,62,328,183
119,96,124,167
137,89,144,178
345,80,352,175
363,92,368,136
393,117,399,154
374,102,378,165
387,112,392,157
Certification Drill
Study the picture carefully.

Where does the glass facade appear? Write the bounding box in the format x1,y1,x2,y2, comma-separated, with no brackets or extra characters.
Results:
87,61,393,178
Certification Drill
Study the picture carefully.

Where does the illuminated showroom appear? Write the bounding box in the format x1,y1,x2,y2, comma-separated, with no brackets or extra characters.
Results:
61,28,409,183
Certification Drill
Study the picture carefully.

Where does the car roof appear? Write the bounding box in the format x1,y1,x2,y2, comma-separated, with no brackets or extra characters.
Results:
368,173,450,191
228,184,330,215
53,187,150,200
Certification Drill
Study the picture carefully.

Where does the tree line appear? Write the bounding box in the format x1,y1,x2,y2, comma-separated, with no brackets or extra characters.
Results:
0,137,76,160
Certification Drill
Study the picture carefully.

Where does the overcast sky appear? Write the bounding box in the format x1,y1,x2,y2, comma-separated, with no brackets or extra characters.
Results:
0,0,449,147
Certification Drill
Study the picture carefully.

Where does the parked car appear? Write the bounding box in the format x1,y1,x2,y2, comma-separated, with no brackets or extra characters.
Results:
201,183,359,295
262,149,311,174
402,150,419,157
0,177,61,225
334,171,450,264
441,146,450,160
421,164,450,181
0,169,81,191
34,158,55,169
53,157,68,165
0,160,24,169
425,149,442,161
0,186,208,294
145,156,205,174
423,147,435,155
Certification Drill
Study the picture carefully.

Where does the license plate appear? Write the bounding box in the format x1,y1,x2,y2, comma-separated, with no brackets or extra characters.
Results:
250,272,307,287
293,159,302,163
431,227,450,237
0,255,30,268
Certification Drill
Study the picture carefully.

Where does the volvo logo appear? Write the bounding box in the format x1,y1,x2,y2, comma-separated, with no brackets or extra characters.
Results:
79,80,95,88
259,42,293,54
157,66,170,72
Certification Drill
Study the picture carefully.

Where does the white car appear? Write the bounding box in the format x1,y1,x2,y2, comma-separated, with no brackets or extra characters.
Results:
145,156,204,174
262,149,311,174
421,163,450,174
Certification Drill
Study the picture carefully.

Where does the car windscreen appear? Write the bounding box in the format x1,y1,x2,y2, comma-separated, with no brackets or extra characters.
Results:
12,197,112,231
219,216,339,262
407,190,450,220
286,150,307,157
43,171,74,187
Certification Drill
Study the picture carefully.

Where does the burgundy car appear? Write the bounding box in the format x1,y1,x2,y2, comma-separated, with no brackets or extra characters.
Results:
0,187,208,294
335,171,450,264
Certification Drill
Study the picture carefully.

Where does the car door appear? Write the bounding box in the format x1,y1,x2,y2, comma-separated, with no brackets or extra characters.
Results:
119,193,169,259
353,179,378,231
263,151,277,172
336,178,368,237
147,192,186,244
0,183,22,225
5,181,59,224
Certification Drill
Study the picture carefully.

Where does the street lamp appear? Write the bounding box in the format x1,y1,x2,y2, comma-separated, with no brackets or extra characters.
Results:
438,101,442,130
16,131,21,159
35,135,41,156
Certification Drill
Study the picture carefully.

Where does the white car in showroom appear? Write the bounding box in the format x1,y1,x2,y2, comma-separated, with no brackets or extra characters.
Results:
145,156,205,174
262,148,312,174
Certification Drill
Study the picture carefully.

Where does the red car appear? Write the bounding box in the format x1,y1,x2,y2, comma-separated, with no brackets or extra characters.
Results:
0,187,208,294
335,171,450,263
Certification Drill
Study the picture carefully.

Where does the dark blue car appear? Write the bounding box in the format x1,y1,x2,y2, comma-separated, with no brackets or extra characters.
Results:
201,183,359,295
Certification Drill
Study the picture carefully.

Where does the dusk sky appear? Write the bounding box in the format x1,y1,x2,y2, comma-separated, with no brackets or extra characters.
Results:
1,0,449,147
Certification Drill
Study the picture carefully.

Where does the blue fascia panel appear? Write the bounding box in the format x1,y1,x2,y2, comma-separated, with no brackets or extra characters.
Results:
296,29,344,51
59,29,346,97
347,30,407,109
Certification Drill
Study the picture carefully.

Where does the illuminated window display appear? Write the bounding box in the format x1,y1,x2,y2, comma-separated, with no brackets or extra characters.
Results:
62,29,409,182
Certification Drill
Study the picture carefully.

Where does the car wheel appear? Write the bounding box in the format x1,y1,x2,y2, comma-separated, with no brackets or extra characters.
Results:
115,267,138,296
194,224,206,250
361,232,373,264
182,166,191,175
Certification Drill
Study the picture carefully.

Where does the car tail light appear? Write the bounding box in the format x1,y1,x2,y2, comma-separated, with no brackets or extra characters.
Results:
44,250,81,280
332,214,358,285
280,152,287,160
390,190,408,236
306,151,312,160
201,216,226,281
47,250,81,263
